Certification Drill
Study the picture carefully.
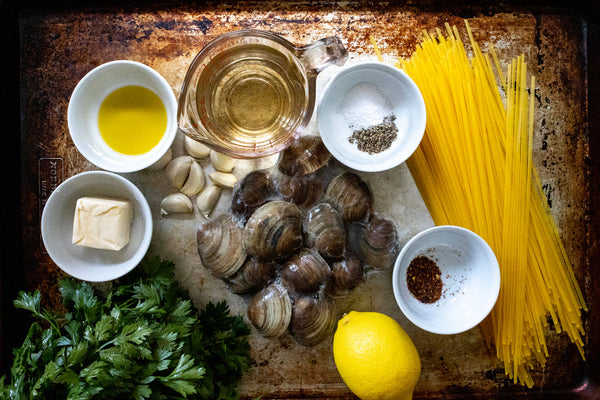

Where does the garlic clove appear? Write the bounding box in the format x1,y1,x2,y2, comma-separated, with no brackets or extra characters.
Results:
209,171,237,189
210,150,235,172
160,193,193,216
196,185,222,218
146,148,173,171
166,156,194,189
184,136,211,159
181,161,206,196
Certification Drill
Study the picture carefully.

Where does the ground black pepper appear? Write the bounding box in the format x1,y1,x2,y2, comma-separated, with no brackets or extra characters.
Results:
406,255,443,303
348,114,398,154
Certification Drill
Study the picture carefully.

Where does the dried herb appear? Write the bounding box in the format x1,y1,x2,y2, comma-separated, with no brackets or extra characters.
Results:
406,255,443,303
348,115,398,154
0,256,251,400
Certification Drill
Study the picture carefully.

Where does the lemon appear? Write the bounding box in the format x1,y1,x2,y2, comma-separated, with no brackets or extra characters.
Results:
333,311,421,400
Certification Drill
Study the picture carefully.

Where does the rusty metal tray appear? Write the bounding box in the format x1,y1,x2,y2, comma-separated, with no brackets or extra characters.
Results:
2,1,600,398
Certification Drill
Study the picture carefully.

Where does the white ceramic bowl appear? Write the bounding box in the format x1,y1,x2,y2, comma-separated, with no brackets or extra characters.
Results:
68,60,178,173
392,225,500,335
41,171,153,282
317,62,426,172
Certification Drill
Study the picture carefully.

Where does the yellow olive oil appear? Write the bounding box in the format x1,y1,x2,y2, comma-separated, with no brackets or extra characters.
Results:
98,85,167,155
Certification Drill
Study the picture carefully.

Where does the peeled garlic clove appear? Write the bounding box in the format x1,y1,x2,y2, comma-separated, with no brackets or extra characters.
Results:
196,185,221,218
180,161,206,196
184,136,211,159
166,156,194,188
210,150,235,172
209,171,237,189
146,148,172,171
161,193,193,216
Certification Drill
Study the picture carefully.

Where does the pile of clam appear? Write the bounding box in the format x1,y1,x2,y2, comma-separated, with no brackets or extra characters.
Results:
196,136,400,346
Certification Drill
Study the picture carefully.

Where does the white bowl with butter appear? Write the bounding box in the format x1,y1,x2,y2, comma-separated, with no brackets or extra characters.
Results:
41,171,152,282
68,60,178,173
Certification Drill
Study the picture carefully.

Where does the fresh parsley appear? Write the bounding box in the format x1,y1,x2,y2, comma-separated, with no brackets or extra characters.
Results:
0,256,251,400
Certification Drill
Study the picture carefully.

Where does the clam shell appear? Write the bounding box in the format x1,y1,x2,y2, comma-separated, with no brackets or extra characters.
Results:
303,203,346,259
243,200,303,261
328,254,365,297
324,172,373,223
291,295,337,346
280,248,330,295
359,214,399,271
197,214,247,279
247,283,292,338
278,173,322,209
231,170,277,221
227,257,278,295
277,135,330,176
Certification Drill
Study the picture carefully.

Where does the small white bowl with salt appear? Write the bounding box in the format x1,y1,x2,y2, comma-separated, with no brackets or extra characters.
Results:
317,62,426,172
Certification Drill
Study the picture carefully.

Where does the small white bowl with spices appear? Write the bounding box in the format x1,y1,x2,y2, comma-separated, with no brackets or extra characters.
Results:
317,62,426,172
392,225,501,335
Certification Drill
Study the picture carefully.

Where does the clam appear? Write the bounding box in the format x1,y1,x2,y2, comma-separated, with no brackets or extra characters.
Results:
325,172,373,223
227,257,278,295
247,283,292,338
303,203,346,259
291,295,337,346
243,201,303,261
359,214,399,271
328,254,365,297
197,214,246,279
231,170,277,221
277,135,330,176
280,248,330,295
278,173,322,209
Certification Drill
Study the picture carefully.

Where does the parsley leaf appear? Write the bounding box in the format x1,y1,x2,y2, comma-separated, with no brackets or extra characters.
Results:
0,256,252,400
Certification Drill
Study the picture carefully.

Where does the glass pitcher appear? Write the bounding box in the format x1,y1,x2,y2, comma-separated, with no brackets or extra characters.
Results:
177,29,348,159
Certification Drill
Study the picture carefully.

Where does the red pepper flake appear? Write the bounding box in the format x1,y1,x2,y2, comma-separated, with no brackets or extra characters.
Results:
406,255,443,303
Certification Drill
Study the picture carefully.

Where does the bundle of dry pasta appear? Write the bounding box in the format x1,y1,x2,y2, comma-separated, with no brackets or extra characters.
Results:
397,22,587,386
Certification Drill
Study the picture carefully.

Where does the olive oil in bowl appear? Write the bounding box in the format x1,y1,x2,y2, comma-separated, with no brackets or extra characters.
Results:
98,85,167,155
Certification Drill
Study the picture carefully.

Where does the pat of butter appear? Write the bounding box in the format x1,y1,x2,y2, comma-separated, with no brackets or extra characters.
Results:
72,196,133,251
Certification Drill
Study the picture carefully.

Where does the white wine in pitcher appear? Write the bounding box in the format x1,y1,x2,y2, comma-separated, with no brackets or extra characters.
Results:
195,44,308,149
178,30,347,158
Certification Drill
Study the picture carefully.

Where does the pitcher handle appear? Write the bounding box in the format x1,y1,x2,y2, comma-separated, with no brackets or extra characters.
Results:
297,36,348,74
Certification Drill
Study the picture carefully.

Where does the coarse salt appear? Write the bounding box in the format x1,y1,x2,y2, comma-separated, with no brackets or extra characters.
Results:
342,83,392,129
